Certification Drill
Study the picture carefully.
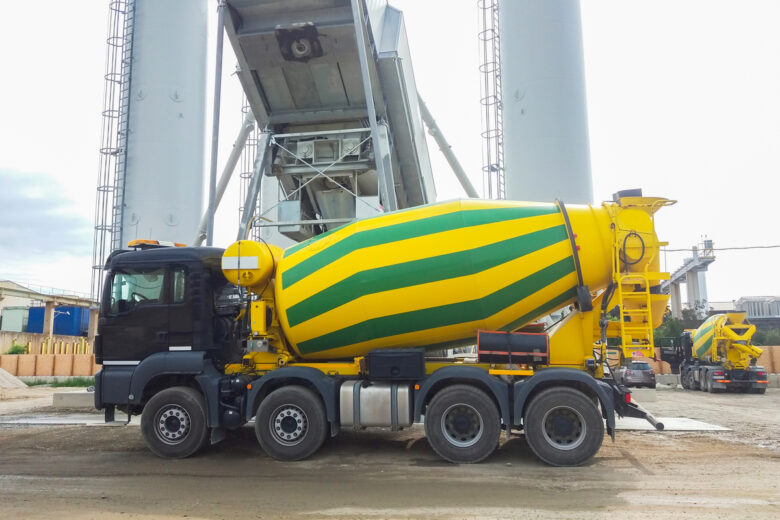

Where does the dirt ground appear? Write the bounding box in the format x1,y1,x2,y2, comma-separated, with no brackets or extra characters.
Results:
0,386,64,414
0,387,778,520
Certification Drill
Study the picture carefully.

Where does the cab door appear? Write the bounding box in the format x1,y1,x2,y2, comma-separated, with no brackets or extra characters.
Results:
100,266,169,362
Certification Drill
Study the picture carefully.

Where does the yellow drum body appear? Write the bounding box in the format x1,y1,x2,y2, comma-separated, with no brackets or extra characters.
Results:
691,312,760,369
273,199,633,361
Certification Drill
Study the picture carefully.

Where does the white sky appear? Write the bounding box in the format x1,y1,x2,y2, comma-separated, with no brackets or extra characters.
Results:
0,0,778,302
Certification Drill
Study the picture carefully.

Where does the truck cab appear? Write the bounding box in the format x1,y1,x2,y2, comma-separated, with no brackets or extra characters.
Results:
94,245,245,435
96,245,235,362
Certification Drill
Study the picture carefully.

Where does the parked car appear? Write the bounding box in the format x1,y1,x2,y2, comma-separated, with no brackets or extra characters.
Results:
615,360,656,388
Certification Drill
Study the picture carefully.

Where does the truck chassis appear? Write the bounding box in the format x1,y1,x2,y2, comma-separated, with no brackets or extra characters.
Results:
96,352,654,466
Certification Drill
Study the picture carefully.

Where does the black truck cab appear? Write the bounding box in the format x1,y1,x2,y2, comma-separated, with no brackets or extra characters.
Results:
96,246,230,364
94,245,247,437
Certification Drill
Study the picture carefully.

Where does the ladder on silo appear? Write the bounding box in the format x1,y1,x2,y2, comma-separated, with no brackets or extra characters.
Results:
478,0,505,200
91,0,137,300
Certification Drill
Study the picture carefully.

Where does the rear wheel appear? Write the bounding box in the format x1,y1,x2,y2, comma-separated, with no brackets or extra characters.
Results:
750,387,767,395
254,386,327,461
424,385,501,464
704,373,713,393
687,371,699,390
141,386,208,459
524,387,604,467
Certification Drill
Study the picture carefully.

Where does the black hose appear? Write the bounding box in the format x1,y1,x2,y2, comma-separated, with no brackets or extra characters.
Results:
620,231,645,267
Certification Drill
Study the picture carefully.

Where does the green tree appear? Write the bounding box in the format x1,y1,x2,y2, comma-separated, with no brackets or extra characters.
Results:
752,328,780,346
654,308,701,340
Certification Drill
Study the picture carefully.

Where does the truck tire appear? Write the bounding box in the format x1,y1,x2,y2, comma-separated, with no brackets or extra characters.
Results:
523,386,604,467
424,385,500,464
750,387,767,395
141,386,208,459
254,386,327,461
686,371,699,391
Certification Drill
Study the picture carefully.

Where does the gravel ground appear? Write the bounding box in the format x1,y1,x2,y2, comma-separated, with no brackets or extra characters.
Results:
0,387,777,519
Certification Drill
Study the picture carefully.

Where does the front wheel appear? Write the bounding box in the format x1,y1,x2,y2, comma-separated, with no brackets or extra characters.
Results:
254,386,327,461
141,386,209,459
523,387,604,467
424,385,501,464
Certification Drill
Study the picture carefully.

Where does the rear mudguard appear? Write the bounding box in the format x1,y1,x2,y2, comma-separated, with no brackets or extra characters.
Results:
244,366,341,425
513,368,616,438
413,366,511,427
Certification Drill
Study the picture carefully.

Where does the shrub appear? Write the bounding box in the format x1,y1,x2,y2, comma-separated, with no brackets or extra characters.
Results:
5,344,27,355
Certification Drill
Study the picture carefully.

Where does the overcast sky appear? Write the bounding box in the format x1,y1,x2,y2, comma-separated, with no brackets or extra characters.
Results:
0,0,778,302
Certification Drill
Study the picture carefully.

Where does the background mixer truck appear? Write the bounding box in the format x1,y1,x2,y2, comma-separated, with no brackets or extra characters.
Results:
95,190,674,466
664,313,769,394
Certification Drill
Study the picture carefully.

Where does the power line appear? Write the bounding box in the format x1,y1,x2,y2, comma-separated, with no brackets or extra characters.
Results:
662,245,780,253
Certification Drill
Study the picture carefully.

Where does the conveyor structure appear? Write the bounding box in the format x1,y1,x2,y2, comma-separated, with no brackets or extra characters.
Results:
222,0,438,241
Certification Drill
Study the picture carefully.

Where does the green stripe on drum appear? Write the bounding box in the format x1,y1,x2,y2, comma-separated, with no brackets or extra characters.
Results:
286,225,569,327
284,226,343,258
281,205,560,289
695,334,714,358
295,257,575,354
694,323,714,340
500,287,579,332
692,324,714,357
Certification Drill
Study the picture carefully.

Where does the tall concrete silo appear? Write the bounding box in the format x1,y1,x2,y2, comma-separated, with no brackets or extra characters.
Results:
482,0,593,204
92,0,208,297
119,0,208,245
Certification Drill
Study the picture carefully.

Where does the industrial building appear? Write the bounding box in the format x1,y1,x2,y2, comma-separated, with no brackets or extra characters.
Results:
736,296,780,330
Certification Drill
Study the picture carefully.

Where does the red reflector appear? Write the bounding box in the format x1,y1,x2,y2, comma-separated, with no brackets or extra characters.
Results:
758,372,767,377
713,371,723,376
716,380,731,383
625,393,631,403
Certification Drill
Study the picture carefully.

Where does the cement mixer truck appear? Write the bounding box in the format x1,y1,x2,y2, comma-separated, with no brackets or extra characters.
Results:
673,313,769,394
94,190,674,466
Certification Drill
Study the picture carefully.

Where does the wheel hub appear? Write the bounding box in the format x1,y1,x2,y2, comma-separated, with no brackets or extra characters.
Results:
541,406,586,451
441,404,484,448
156,405,191,445
271,405,308,446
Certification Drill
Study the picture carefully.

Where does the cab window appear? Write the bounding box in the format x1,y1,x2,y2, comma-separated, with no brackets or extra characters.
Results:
172,267,187,304
108,268,165,314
